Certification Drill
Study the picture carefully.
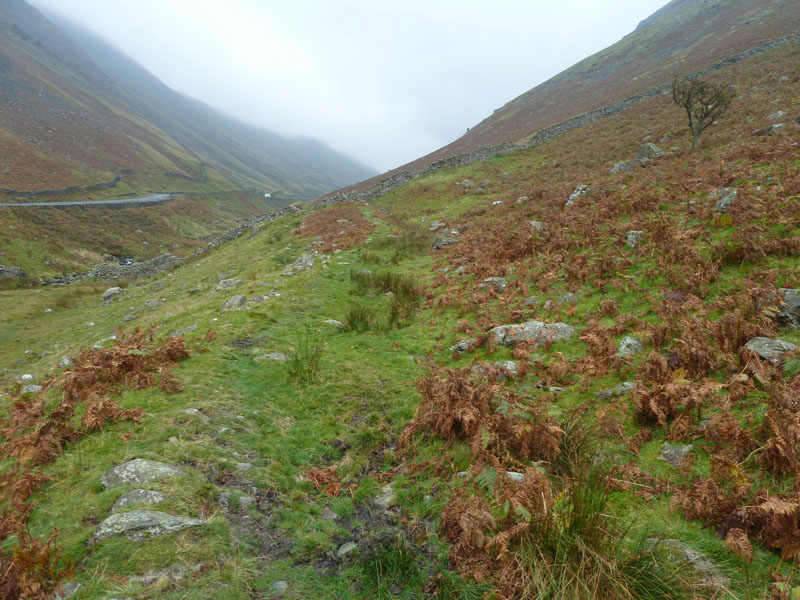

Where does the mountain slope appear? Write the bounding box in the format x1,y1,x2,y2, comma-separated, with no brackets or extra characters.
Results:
0,0,376,197
328,0,800,197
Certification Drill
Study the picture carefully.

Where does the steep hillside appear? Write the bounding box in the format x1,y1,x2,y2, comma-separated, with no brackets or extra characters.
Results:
1,34,798,600
0,0,376,196
328,0,800,197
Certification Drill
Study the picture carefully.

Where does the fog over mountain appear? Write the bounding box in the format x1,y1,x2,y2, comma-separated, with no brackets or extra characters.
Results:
30,0,671,171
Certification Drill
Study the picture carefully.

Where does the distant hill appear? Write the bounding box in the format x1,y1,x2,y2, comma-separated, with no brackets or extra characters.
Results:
0,0,376,197
329,0,800,197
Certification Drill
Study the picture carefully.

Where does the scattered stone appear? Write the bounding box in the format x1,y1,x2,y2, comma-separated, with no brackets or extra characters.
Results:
516,196,529,205
617,336,643,357
283,253,315,275
709,187,738,213
646,538,729,588
743,337,798,364
321,506,337,521
757,123,785,135
373,484,396,510
59,357,72,368
101,287,122,302
22,384,42,394
529,220,545,232
254,352,290,362
767,110,786,122
776,289,800,329
478,179,491,187
610,160,641,174
100,459,185,490
54,581,81,600
20,374,34,382
660,443,693,468
635,143,663,161
271,580,289,595
471,361,518,382
236,462,254,471
183,408,209,422
566,185,590,207
489,321,575,347
558,293,578,305
501,173,511,181
524,296,538,306
451,338,477,353
128,564,201,586
325,319,344,328
214,279,242,291
505,471,525,483
428,221,447,232
458,179,474,188
481,277,507,293
491,200,502,206
112,489,167,512
456,471,470,479
44,307,52,313
219,492,256,508
625,230,644,247
596,382,635,401
92,510,205,542
433,235,458,250
337,541,358,558
167,324,197,338
222,295,247,311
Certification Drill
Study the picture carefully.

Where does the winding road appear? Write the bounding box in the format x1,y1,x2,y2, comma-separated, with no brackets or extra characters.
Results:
0,193,172,209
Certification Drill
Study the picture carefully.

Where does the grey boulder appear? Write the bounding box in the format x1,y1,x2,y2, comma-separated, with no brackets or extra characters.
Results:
596,382,635,401
660,443,693,468
100,458,185,490
92,510,205,542
635,143,663,161
214,278,242,291
610,160,641,174
112,489,167,512
221,295,247,311
489,321,575,347
743,337,798,364
617,336,643,357
101,287,122,302
776,289,800,329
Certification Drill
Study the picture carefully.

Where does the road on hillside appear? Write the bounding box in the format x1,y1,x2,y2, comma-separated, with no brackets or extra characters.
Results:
0,193,172,209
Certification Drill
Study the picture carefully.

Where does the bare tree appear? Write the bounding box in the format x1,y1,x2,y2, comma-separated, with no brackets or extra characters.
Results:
672,76,736,149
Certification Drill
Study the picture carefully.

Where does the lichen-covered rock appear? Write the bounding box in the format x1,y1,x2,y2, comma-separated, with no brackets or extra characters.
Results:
101,287,122,302
776,288,800,329
660,443,693,468
214,278,242,291
481,277,507,293
432,235,458,249
617,336,643,357
471,361,519,382
596,382,635,401
610,160,641,174
222,295,247,311
283,253,315,275
489,321,575,347
100,459,185,490
112,489,167,512
743,337,798,364
566,185,590,207
625,230,644,248
92,510,205,542
710,188,738,213
451,338,477,353
635,143,663,161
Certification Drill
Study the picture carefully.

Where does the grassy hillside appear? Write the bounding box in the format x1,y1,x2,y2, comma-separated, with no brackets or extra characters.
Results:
0,36,799,600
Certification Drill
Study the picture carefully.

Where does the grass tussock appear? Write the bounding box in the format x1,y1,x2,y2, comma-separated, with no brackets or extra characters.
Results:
285,329,325,385
350,269,422,328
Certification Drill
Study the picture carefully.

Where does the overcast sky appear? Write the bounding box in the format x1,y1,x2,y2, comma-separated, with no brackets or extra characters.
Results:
30,0,669,172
